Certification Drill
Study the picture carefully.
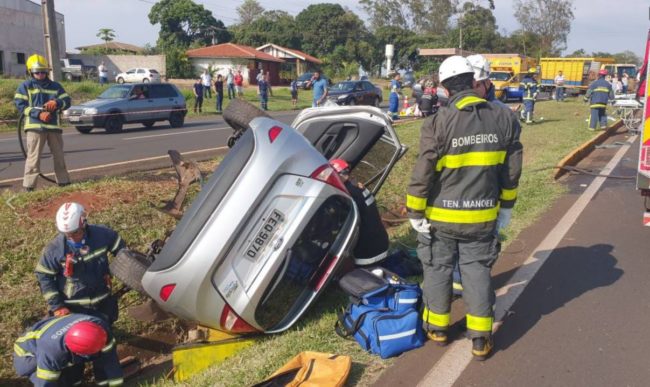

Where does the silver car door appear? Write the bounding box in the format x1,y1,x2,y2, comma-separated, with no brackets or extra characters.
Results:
292,106,407,195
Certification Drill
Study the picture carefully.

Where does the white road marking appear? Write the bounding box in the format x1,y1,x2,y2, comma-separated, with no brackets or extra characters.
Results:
0,146,228,184
122,127,230,140
417,135,637,387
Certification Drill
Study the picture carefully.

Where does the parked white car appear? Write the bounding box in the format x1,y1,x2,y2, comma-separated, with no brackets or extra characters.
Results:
116,68,161,84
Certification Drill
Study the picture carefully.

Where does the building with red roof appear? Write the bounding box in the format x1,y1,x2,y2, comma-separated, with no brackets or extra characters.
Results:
256,43,323,83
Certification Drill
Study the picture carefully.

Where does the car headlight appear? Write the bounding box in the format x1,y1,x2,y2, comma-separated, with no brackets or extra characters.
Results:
337,94,348,100
62,110,70,117
83,108,98,115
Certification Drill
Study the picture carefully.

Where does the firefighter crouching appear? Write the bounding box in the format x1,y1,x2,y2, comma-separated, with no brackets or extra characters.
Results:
584,69,614,131
406,56,523,360
35,202,126,324
14,54,71,192
13,313,123,386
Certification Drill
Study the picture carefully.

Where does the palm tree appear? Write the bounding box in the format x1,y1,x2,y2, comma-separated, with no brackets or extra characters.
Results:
96,28,116,51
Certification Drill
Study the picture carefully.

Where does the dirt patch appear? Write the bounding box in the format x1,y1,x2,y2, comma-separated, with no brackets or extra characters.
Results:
27,192,115,219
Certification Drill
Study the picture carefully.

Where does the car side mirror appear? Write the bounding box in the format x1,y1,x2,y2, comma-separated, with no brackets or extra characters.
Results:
128,94,138,100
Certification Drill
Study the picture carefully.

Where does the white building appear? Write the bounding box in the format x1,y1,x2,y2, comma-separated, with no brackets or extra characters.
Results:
0,0,66,77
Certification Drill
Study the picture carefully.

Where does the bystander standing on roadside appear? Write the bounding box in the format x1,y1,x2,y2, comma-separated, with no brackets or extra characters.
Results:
554,70,566,101
621,73,629,94
201,69,212,99
290,78,299,109
308,71,328,107
388,73,402,119
258,74,272,111
234,70,244,98
215,74,224,113
226,69,235,99
610,74,622,94
193,77,204,113
98,61,108,86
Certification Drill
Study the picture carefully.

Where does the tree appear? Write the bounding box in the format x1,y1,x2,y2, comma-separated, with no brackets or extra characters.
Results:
149,0,230,51
96,28,116,45
566,48,588,57
359,0,456,35
295,4,366,58
447,2,500,52
233,10,300,48
514,0,575,56
613,50,642,66
237,0,265,25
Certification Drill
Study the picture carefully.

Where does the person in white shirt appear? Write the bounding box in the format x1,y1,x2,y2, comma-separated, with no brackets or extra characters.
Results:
610,74,622,94
621,73,629,94
554,70,565,102
98,62,108,86
201,69,212,99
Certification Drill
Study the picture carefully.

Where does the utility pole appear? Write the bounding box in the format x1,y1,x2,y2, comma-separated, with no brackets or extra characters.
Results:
41,0,61,81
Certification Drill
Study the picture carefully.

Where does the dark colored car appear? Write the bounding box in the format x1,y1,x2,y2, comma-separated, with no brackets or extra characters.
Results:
327,81,383,107
295,72,330,90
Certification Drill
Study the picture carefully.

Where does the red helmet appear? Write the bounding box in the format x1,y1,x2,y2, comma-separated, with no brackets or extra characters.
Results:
598,69,608,76
329,159,350,174
64,321,107,355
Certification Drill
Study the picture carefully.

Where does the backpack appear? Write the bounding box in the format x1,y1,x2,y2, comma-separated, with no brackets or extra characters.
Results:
335,268,425,359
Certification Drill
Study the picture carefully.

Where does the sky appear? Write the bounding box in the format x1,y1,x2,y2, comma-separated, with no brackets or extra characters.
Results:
53,0,649,58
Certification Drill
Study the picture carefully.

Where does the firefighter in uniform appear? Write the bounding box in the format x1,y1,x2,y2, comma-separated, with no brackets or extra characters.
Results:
35,202,125,324
14,54,71,192
520,68,539,124
585,69,614,131
13,313,123,386
406,56,523,360
330,159,389,266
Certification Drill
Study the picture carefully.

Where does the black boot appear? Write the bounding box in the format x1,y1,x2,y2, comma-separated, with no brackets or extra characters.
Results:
471,336,493,361
426,330,448,346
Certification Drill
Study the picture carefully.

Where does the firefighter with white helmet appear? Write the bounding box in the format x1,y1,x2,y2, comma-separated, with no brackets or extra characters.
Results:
14,54,72,192
13,313,123,386
35,202,126,324
467,54,509,110
406,55,523,360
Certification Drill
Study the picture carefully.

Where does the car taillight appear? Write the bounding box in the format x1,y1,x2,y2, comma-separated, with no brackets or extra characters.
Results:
268,126,282,143
159,284,176,301
314,255,339,292
310,164,348,193
219,304,260,333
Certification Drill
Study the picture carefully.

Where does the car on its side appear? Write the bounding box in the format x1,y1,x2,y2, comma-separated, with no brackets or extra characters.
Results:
295,72,330,90
327,80,383,107
116,68,161,84
63,83,187,133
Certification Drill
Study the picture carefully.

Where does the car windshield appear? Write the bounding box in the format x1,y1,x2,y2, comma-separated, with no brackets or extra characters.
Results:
619,66,636,77
98,85,131,99
489,72,512,81
330,82,355,92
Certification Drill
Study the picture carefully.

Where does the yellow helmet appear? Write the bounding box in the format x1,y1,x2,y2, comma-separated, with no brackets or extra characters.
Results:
26,54,49,73
528,68,537,74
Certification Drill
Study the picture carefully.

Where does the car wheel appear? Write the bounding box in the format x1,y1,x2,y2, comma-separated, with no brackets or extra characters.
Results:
143,78,150,83
169,112,185,128
117,77,124,84
142,120,155,128
64,72,73,82
109,249,151,295
75,126,93,134
223,99,270,133
499,92,507,103
373,97,380,107
104,114,123,133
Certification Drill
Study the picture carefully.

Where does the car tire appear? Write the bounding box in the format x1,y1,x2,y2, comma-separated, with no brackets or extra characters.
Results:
143,120,155,128
499,92,508,103
169,112,184,128
109,249,151,295
143,78,150,83
64,73,73,82
373,97,380,107
117,77,124,84
104,114,123,133
75,126,93,134
223,99,270,133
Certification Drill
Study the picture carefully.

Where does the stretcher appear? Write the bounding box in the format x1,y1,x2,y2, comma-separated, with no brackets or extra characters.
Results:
612,98,643,132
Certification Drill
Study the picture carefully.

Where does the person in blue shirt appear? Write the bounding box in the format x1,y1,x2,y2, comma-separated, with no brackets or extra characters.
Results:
520,69,539,124
388,73,402,119
192,78,204,113
13,313,123,386
584,69,615,131
309,71,328,107
258,74,272,111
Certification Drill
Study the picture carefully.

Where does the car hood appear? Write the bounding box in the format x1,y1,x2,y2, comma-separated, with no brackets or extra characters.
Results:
74,98,124,109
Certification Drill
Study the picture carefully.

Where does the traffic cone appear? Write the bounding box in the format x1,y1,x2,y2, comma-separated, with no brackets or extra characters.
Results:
403,95,409,110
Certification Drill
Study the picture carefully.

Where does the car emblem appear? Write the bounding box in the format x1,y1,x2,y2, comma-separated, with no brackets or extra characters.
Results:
273,238,283,250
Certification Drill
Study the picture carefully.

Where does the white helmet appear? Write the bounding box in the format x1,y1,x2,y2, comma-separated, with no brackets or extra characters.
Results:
467,54,491,81
438,55,475,83
56,202,86,233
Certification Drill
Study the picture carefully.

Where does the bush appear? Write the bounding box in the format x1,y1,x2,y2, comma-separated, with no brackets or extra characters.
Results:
0,98,19,121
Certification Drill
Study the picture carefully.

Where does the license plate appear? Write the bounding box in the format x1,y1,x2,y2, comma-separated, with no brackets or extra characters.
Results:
68,116,80,122
245,209,284,260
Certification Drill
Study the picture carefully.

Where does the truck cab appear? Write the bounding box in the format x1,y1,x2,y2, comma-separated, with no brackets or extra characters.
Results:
60,58,97,82
489,70,523,102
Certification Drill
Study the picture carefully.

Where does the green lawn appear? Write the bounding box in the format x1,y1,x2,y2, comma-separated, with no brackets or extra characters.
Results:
0,98,604,384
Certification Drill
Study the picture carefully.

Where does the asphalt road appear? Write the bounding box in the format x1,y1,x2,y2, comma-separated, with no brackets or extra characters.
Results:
0,111,300,189
375,129,650,386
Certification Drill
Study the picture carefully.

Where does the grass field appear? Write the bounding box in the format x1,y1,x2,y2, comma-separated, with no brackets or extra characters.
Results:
0,98,604,384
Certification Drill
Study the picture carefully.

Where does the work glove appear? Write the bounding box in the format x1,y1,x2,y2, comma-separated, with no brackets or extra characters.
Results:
409,218,431,234
43,100,59,112
38,111,52,123
53,307,71,317
496,208,512,233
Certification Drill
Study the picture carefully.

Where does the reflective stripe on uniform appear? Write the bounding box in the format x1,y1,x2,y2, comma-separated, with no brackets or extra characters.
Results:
64,292,110,306
594,87,610,93
406,195,427,211
455,96,486,110
16,316,66,343
97,378,124,386
500,188,518,201
14,343,33,357
36,367,61,381
425,205,499,224
354,251,388,265
64,279,75,298
453,281,463,291
422,307,450,329
43,291,59,301
35,263,57,275
81,247,107,262
25,121,60,130
28,88,58,95
58,92,70,99
102,338,116,352
110,236,122,254
15,93,29,100
435,151,506,172
466,314,493,332
590,104,607,108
